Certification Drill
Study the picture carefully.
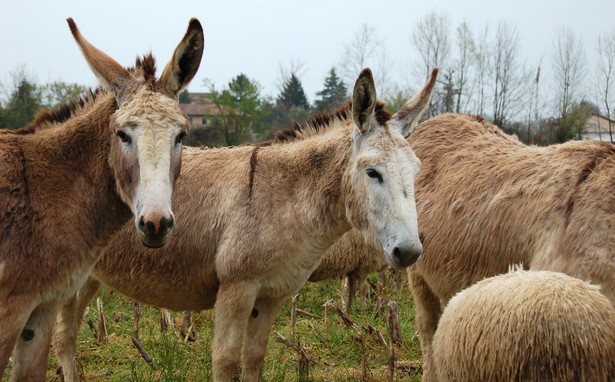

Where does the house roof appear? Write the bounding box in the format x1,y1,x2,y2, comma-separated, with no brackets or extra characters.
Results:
180,93,224,117
180,102,215,116
180,95,239,117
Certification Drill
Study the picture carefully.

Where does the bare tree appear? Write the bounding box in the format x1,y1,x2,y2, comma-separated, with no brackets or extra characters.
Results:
453,22,476,113
473,25,491,116
551,27,586,118
411,10,451,78
526,65,541,143
339,24,379,78
338,24,392,98
596,30,615,142
491,22,529,128
411,10,451,116
375,47,395,99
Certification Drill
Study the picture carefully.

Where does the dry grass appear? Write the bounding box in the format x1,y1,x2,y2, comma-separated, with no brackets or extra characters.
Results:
3,270,423,381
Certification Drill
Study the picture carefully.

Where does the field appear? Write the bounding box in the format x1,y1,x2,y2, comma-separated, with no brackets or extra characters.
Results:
3,271,423,381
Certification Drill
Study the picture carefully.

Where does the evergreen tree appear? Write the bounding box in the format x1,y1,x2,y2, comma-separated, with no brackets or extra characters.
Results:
208,73,268,145
277,74,310,111
0,102,4,129
552,100,593,143
267,73,310,132
3,78,41,129
314,68,348,112
178,89,191,104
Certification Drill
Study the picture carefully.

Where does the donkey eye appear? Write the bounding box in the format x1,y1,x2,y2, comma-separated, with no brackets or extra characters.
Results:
116,130,132,144
366,168,383,184
175,131,187,146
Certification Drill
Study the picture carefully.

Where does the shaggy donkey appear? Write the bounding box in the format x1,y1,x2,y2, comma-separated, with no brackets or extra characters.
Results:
0,18,203,380
53,68,438,381
407,113,615,381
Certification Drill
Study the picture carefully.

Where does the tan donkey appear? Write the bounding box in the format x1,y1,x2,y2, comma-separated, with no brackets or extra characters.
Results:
407,113,615,381
0,18,204,380
53,68,439,381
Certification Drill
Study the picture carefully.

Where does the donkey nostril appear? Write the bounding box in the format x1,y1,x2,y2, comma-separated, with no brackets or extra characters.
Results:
158,216,174,233
138,216,146,231
392,245,423,267
393,247,401,259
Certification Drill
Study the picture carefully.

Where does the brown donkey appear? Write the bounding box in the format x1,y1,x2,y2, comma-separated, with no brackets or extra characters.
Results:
0,18,204,380
53,68,439,381
407,113,615,381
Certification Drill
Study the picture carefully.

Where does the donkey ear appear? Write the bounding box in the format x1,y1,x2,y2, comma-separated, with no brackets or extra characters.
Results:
67,18,132,97
391,67,439,137
159,18,205,97
352,68,377,135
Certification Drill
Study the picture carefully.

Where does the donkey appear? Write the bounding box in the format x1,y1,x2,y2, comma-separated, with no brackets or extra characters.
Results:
52,68,439,381
0,18,204,380
308,228,389,313
406,113,615,381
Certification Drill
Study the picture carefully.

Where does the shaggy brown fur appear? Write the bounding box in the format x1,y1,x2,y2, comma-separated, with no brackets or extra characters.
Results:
407,113,615,381
0,18,203,381
433,269,615,381
308,229,388,312
53,68,439,382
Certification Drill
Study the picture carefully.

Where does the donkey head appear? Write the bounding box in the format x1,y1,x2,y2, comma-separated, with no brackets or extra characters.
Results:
345,67,438,269
68,18,204,247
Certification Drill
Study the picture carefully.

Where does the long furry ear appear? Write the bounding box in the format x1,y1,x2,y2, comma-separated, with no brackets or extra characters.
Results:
159,18,205,97
391,67,439,137
67,18,132,98
352,68,377,135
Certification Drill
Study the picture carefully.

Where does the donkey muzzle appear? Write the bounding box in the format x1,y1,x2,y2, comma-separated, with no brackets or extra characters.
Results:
391,241,423,269
137,212,175,248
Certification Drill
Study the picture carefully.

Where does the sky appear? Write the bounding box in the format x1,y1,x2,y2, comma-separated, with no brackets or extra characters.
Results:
1,0,614,103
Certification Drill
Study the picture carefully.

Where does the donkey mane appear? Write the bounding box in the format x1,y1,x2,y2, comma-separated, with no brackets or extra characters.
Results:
245,101,392,200
132,53,158,84
1,88,102,136
2,53,159,137
273,101,392,143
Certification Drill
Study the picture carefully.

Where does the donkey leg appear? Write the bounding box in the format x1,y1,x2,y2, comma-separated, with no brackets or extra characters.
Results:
340,277,348,312
0,329,20,379
10,301,59,381
240,297,286,382
358,275,369,310
212,283,258,381
0,300,33,378
53,278,101,382
407,268,442,382
346,275,357,313
0,328,19,379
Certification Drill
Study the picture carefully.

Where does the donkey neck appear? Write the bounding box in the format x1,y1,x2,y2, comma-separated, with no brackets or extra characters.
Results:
23,94,132,249
256,123,355,252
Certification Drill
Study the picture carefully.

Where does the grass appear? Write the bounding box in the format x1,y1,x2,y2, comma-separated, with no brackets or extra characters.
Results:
4,271,423,381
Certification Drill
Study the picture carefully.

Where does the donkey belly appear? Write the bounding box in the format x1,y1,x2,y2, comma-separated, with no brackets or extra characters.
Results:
94,271,219,311
93,258,219,312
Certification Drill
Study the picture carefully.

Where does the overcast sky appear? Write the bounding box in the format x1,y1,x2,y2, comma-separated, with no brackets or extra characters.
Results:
1,0,613,102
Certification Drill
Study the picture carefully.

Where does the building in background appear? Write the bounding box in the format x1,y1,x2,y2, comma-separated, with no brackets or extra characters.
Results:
582,113,615,142
180,92,220,129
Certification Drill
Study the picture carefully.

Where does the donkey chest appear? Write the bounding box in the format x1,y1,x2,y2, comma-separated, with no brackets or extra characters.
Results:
257,249,324,298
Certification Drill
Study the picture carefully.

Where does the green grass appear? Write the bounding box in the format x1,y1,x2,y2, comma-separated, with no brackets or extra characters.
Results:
5,271,423,381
